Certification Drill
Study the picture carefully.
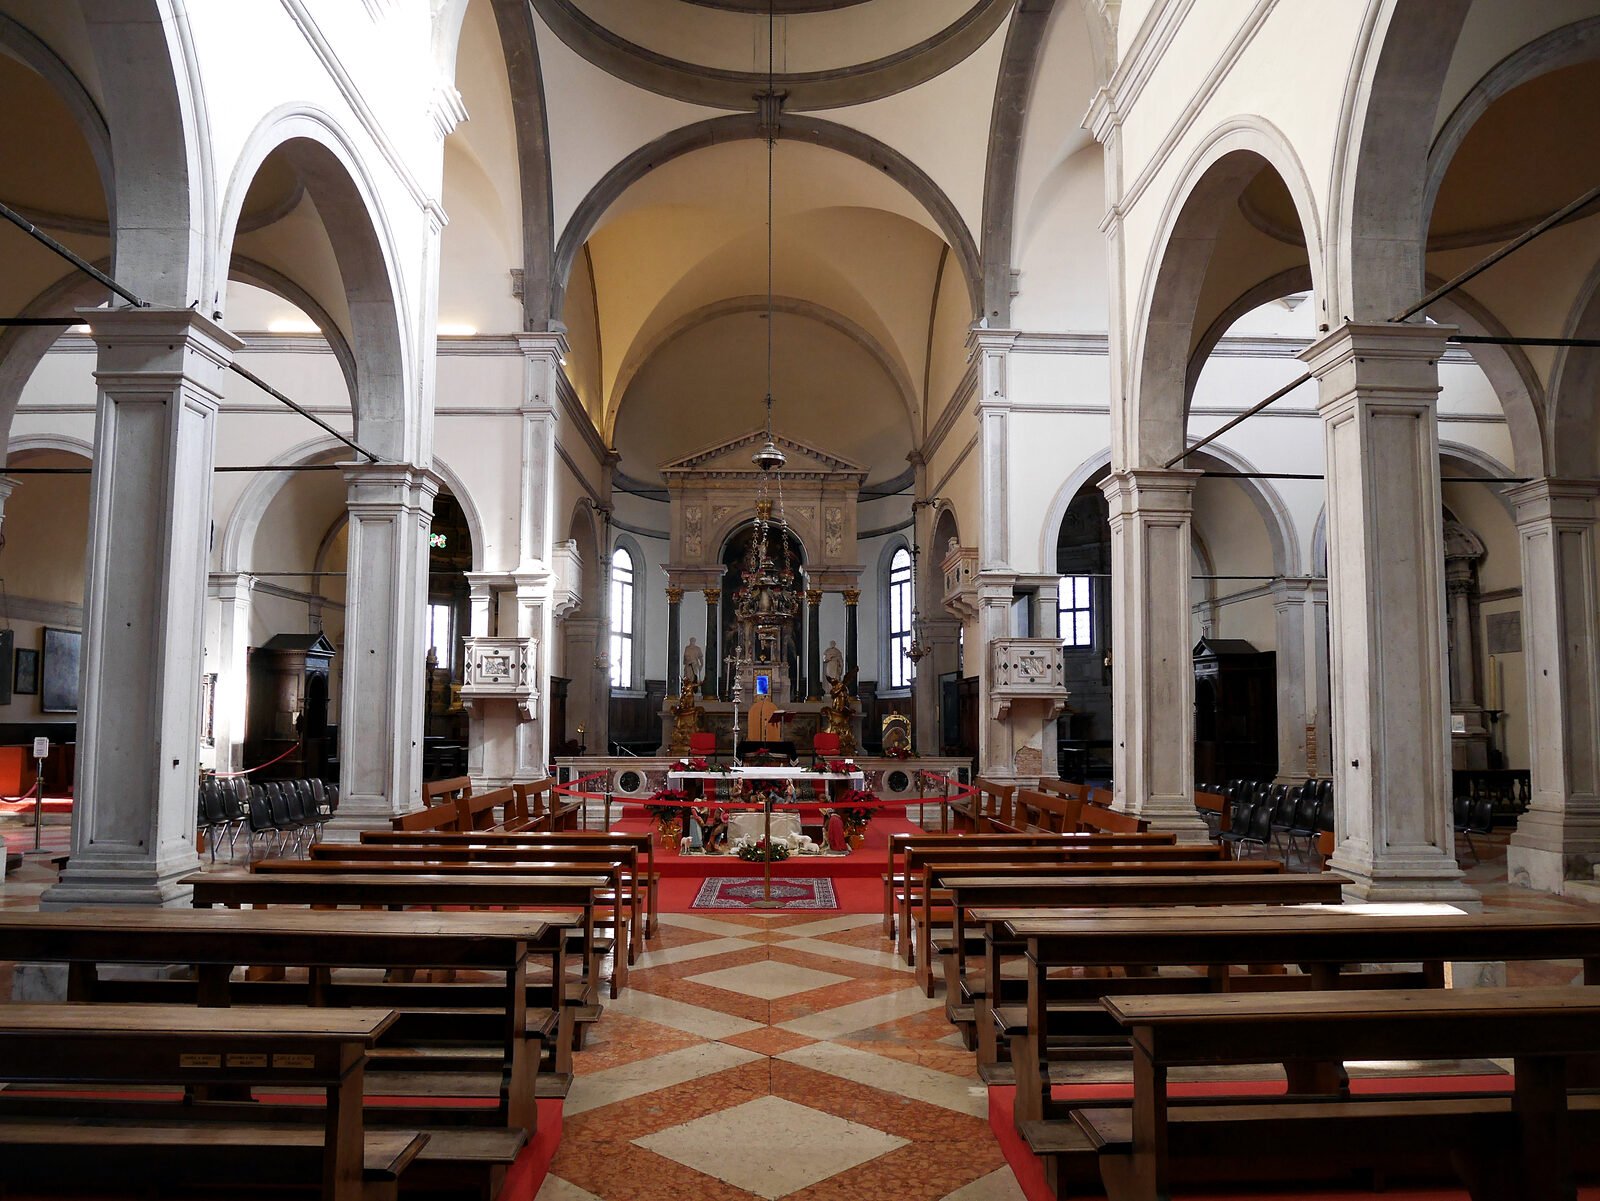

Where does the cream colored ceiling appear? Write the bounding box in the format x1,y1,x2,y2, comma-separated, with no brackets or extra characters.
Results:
568,0,976,74
585,138,950,472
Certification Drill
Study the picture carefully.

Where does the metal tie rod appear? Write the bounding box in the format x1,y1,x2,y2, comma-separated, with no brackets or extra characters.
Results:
1162,371,1311,468
0,200,146,309
228,361,379,463
0,464,356,475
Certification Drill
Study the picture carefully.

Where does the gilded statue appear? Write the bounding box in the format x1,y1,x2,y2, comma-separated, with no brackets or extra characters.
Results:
668,677,704,755
821,666,859,754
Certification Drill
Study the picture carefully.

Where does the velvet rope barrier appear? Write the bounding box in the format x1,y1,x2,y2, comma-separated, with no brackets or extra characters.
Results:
551,770,611,801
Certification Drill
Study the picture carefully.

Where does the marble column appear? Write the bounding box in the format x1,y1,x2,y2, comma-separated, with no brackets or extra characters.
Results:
1100,469,1210,842
917,617,961,756
702,589,721,701
1271,577,1331,780
805,589,823,700
970,329,1019,573
327,463,439,836
976,580,1015,778
514,332,566,776
45,309,242,908
665,586,684,696
843,587,861,694
208,572,256,774
1506,479,1600,892
1302,323,1474,902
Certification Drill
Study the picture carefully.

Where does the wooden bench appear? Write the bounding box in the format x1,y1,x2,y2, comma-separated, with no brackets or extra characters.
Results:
362,829,659,937
0,907,561,1135
0,1003,413,1201
255,855,627,997
1082,986,1600,1201
515,777,583,830
948,777,1015,832
931,872,1347,1064
1000,904,1600,1126
392,803,462,834
456,785,518,831
301,841,642,965
188,870,593,1075
883,832,1177,938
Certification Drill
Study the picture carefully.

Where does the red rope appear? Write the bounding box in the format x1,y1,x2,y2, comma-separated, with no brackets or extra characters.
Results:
211,741,306,779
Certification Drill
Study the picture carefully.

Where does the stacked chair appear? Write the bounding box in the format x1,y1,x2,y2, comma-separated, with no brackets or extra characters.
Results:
199,775,337,861
1197,777,1334,864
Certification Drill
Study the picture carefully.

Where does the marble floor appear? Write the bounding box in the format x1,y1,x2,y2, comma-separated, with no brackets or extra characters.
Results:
4,826,1599,1201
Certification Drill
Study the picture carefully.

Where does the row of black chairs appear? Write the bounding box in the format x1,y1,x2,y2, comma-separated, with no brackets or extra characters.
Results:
1199,778,1334,864
1452,793,1496,861
197,776,338,861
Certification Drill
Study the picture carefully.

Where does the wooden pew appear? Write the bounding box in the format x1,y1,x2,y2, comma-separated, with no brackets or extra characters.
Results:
883,832,1177,937
392,802,461,834
998,904,1600,1128
900,842,1239,973
1085,987,1600,1201
516,777,583,830
949,777,1015,832
301,841,642,963
188,870,593,1075
0,908,562,1139
456,785,518,831
915,844,1260,985
0,1004,416,1201
931,872,1347,1070
360,829,660,939
423,775,472,806
255,856,627,997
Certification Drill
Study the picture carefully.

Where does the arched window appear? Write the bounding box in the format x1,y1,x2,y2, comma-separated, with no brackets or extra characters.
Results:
887,545,913,688
609,545,636,689
1059,574,1093,647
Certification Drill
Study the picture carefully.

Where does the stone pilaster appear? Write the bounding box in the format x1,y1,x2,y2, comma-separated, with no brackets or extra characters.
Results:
702,589,721,701
976,580,1015,779
208,572,256,774
1506,479,1600,892
1271,577,1331,780
45,309,243,907
842,587,860,695
665,585,684,696
970,329,1019,574
326,463,439,836
1302,323,1474,902
916,617,961,756
805,589,823,701
1100,469,1210,842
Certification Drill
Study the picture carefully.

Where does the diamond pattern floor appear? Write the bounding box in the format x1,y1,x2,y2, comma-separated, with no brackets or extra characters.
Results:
539,909,1021,1201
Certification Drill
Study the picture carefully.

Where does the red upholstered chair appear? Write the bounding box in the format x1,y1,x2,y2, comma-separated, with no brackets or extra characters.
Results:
812,731,841,765
689,731,719,761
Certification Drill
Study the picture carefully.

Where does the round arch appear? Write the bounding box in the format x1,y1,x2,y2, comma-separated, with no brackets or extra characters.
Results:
1128,117,1325,468
1038,447,1112,570
608,294,921,445
1546,255,1600,478
550,113,982,324
216,107,416,463
6,433,94,462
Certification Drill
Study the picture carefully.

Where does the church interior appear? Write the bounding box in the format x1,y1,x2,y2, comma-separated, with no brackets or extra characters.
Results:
3,1,1600,1199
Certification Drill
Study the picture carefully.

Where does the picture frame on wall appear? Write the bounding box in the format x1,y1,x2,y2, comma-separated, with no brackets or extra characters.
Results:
40,627,81,714
14,647,38,695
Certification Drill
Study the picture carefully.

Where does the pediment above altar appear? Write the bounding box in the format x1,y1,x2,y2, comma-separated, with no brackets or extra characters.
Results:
661,431,866,481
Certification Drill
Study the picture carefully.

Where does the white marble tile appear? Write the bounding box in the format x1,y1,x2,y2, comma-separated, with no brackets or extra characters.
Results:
604,988,765,1040
776,913,882,937
657,913,770,938
775,985,942,1039
939,1167,1028,1201
565,1041,763,1115
534,1175,607,1201
636,936,758,968
776,935,911,972
632,1094,907,1200
687,959,850,1000
777,1041,988,1117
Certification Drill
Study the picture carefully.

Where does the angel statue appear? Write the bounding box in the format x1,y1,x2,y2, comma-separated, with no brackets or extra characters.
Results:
668,676,703,755
821,666,859,754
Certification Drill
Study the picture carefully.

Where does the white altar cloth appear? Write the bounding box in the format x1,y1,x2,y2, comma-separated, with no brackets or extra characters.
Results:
667,765,865,785
727,811,802,845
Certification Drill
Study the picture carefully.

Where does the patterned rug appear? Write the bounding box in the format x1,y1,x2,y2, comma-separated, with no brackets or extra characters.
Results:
691,876,839,910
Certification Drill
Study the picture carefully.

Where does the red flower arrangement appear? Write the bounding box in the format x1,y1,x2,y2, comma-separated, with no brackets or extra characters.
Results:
645,787,692,821
835,787,879,834
807,758,857,774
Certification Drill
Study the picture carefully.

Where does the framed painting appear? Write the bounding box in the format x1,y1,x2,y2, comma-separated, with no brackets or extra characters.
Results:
13,647,38,696
41,627,81,714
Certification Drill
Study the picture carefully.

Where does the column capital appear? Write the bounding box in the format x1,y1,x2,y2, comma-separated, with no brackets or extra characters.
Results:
83,305,245,363
1269,575,1327,605
514,330,570,365
1300,321,1456,409
1099,467,1202,516
702,587,721,603
664,586,684,604
805,588,823,605
841,587,860,606
1506,477,1600,526
341,461,442,511
207,571,256,601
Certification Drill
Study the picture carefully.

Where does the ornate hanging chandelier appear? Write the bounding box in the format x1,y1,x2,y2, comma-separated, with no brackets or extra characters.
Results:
731,3,801,646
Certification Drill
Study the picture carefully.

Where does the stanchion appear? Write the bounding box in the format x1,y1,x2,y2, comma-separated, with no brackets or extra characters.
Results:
31,757,43,852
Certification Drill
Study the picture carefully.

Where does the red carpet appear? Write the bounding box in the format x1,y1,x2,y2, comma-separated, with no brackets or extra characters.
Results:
988,1081,1600,1201
609,813,918,879
658,872,881,912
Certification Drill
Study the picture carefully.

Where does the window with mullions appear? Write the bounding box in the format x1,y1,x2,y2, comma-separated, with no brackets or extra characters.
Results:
888,546,913,688
610,546,635,689
1059,575,1093,648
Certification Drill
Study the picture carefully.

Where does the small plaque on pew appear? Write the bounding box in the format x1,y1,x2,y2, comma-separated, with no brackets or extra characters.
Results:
179,1053,221,1069
273,1053,315,1069
226,1053,268,1069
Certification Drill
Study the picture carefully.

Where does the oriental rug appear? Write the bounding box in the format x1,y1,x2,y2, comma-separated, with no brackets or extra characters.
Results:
690,876,839,910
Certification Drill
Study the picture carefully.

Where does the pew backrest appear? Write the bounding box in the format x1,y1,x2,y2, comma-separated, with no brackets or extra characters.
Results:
392,803,461,834
423,776,472,807
457,786,515,831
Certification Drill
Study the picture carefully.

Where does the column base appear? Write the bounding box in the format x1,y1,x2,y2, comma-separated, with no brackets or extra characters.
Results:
1325,843,1480,907
41,846,203,909
320,795,405,843
1506,807,1600,893
1122,797,1212,845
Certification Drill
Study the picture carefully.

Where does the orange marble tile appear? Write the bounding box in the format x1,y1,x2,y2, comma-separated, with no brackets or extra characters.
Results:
571,1012,710,1073
720,1025,819,1057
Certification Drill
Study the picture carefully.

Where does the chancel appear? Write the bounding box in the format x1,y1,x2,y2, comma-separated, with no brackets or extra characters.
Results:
3,2,1600,1200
